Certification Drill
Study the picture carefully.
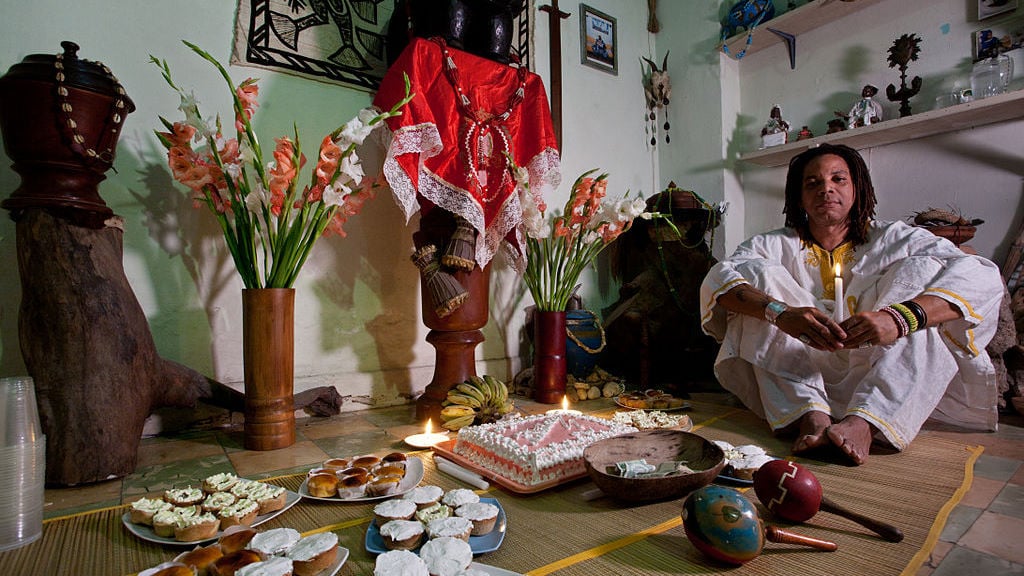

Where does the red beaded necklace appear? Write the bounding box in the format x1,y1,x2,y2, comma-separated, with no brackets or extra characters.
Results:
432,37,528,203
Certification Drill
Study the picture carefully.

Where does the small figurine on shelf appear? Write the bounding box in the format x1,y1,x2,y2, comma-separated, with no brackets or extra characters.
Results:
760,105,790,148
826,117,847,134
796,125,814,140
846,84,884,128
885,33,923,117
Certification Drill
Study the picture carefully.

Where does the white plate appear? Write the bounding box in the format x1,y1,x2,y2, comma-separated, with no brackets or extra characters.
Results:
365,497,506,555
299,456,424,502
122,488,300,545
469,562,522,576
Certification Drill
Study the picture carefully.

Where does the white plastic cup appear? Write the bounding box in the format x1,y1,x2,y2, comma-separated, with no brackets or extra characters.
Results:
0,438,45,551
1,376,42,447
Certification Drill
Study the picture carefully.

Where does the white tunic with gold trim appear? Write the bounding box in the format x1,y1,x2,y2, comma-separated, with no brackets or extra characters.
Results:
699,220,1002,450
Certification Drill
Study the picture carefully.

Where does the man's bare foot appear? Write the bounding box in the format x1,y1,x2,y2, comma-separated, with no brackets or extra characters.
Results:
792,411,833,454
826,415,873,465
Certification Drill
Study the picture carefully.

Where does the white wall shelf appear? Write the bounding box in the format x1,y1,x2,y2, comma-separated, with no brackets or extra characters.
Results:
738,89,1024,166
721,0,887,61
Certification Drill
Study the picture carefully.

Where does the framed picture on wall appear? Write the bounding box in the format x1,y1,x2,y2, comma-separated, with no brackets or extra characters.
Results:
979,0,1017,21
580,4,617,75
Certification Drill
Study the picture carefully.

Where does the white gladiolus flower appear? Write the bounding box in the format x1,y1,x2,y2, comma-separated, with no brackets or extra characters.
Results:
338,152,364,184
338,109,377,145
323,181,352,208
245,181,268,214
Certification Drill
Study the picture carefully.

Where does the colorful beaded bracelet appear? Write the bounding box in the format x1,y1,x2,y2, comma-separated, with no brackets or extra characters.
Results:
889,302,919,333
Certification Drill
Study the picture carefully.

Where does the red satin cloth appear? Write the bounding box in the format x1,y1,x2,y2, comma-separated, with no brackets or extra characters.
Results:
374,38,560,270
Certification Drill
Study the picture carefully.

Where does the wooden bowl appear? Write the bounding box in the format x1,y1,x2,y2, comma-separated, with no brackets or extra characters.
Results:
583,429,726,502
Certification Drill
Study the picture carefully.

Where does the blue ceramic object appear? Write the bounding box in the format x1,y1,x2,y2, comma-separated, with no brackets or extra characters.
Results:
682,485,764,564
564,309,605,378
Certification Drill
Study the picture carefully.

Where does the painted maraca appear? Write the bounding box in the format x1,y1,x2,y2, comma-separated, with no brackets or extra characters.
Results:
752,459,904,542
681,485,837,565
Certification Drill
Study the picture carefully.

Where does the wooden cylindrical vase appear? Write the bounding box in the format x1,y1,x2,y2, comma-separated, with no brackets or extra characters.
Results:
533,310,567,404
242,288,296,451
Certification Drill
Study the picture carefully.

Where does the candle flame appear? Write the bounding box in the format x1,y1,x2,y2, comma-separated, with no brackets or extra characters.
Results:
562,396,569,411
835,262,842,276
425,419,433,435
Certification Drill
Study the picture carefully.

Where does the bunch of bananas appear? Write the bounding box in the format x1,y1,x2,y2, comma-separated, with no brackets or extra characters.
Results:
440,375,514,431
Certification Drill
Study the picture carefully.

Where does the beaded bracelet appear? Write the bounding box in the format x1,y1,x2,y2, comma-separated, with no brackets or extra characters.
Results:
901,300,928,329
880,306,910,338
889,302,919,333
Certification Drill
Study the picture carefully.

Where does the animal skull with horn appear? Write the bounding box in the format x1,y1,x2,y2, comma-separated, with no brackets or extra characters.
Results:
642,51,671,145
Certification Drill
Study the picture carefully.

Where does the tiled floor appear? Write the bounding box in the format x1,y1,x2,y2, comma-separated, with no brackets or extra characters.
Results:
42,393,1024,575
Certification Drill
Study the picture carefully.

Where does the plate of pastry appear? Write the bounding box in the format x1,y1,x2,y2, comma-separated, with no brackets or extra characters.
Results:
299,453,424,502
136,527,348,576
365,496,506,555
615,390,691,411
122,476,299,545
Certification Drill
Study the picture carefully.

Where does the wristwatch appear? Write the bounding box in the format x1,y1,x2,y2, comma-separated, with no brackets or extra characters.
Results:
764,301,788,325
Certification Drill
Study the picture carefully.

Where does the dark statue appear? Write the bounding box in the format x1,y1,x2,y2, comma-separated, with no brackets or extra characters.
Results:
601,185,722,394
387,0,524,65
885,33,923,118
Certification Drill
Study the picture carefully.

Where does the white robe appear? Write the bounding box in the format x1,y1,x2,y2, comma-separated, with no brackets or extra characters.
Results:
699,220,1002,450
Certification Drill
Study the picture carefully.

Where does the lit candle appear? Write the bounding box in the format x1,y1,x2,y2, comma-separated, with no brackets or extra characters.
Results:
404,419,450,448
546,395,582,416
833,262,846,323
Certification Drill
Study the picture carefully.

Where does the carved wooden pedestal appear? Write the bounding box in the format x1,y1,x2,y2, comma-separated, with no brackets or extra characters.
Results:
413,212,490,424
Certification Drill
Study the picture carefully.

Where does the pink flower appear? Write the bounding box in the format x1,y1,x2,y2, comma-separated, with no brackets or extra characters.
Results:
158,122,197,148
235,80,259,133
268,137,303,215
315,135,341,186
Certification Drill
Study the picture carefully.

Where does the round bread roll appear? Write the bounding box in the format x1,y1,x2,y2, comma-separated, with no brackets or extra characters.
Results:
441,489,479,508
247,527,301,557
287,532,339,576
379,519,425,551
165,486,206,507
420,536,473,576
322,457,349,471
202,491,238,514
218,498,259,529
306,473,339,498
208,549,262,576
381,452,408,469
174,513,220,543
351,454,382,469
203,473,240,494
130,497,174,526
455,501,500,536
425,516,473,541
373,498,417,526
218,525,257,555
175,543,224,574
366,475,402,497
373,465,407,480
374,550,428,576
336,474,369,499
402,485,442,509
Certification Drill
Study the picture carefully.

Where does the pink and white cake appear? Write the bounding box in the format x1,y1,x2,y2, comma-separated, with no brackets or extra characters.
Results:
451,413,637,487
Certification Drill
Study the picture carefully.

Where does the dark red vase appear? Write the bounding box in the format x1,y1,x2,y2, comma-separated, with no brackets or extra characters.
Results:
533,310,567,404
0,41,135,225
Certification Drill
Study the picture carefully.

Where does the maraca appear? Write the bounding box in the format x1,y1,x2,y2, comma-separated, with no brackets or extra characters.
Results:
752,459,904,542
681,485,837,565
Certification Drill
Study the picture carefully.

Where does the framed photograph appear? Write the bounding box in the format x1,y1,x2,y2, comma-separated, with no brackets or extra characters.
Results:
973,14,1024,59
580,4,617,75
979,0,1018,20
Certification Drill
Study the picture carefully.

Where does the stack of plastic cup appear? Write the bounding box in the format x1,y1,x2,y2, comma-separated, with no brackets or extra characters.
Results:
0,376,46,552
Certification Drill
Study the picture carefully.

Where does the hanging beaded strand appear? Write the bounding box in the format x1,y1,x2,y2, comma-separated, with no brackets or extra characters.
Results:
53,49,127,167
434,37,528,203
